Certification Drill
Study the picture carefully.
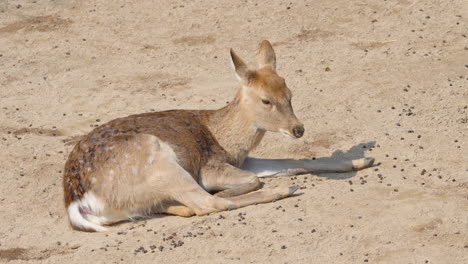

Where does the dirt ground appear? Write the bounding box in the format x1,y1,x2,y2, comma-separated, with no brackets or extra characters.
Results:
0,0,467,263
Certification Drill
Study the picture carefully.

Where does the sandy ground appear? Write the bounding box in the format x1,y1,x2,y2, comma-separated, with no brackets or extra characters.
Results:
0,0,467,263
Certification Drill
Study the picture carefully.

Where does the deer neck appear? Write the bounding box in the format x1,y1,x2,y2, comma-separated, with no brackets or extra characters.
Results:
201,91,265,166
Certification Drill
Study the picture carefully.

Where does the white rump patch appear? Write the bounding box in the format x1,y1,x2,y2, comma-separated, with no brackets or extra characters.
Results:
68,192,107,232
81,192,105,214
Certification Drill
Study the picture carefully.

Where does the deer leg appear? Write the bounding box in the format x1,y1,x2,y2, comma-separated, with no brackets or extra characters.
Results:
199,162,261,198
147,159,233,216
168,177,298,217
173,184,298,216
163,205,195,217
214,182,260,198
169,162,297,215
226,185,299,208
133,144,297,216
241,157,375,177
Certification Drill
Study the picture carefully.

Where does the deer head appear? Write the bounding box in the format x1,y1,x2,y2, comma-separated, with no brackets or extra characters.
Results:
230,40,304,138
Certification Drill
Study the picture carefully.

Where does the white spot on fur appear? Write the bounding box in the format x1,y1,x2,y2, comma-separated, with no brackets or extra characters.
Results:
159,140,178,162
109,169,115,175
91,177,97,183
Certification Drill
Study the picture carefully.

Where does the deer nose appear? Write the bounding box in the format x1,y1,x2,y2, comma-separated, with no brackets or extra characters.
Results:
293,126,305,138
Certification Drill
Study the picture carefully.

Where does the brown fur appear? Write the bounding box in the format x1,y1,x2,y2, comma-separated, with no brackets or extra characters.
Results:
63,111,231,208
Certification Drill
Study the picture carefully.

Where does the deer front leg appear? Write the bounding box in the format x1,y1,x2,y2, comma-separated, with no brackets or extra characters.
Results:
241,157,375,177
199,162,261,198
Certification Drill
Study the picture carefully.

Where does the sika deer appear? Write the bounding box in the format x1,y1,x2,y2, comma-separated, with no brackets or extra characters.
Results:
63,40,374,232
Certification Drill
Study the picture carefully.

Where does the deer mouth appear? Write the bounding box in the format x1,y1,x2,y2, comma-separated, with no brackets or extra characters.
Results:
279,129,297,139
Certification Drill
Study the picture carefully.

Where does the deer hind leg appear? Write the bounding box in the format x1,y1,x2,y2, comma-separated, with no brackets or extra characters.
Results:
163,205,195,217
88,134,296,218
199,163,261,198
171,184,298,216
158,160,297,216
227,185,299,208
168,185,298,217
122,137,235,217
69,134,228,226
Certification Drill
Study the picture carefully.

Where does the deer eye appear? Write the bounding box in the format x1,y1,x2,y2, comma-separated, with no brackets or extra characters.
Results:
261,99,271,105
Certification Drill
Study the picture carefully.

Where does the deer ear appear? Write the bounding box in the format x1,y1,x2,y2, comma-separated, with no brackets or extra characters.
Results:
257,40,276,71
230,49,254,84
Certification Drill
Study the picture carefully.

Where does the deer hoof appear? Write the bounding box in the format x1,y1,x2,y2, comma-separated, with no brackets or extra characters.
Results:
352,157,375,170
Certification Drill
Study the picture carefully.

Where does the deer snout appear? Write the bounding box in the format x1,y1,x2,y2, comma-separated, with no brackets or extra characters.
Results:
292,125,305,138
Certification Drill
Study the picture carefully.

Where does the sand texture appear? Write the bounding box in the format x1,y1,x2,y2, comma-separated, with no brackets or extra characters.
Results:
0,0,467,263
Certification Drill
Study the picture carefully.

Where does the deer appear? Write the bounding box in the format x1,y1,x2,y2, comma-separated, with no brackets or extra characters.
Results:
63,40,375,232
